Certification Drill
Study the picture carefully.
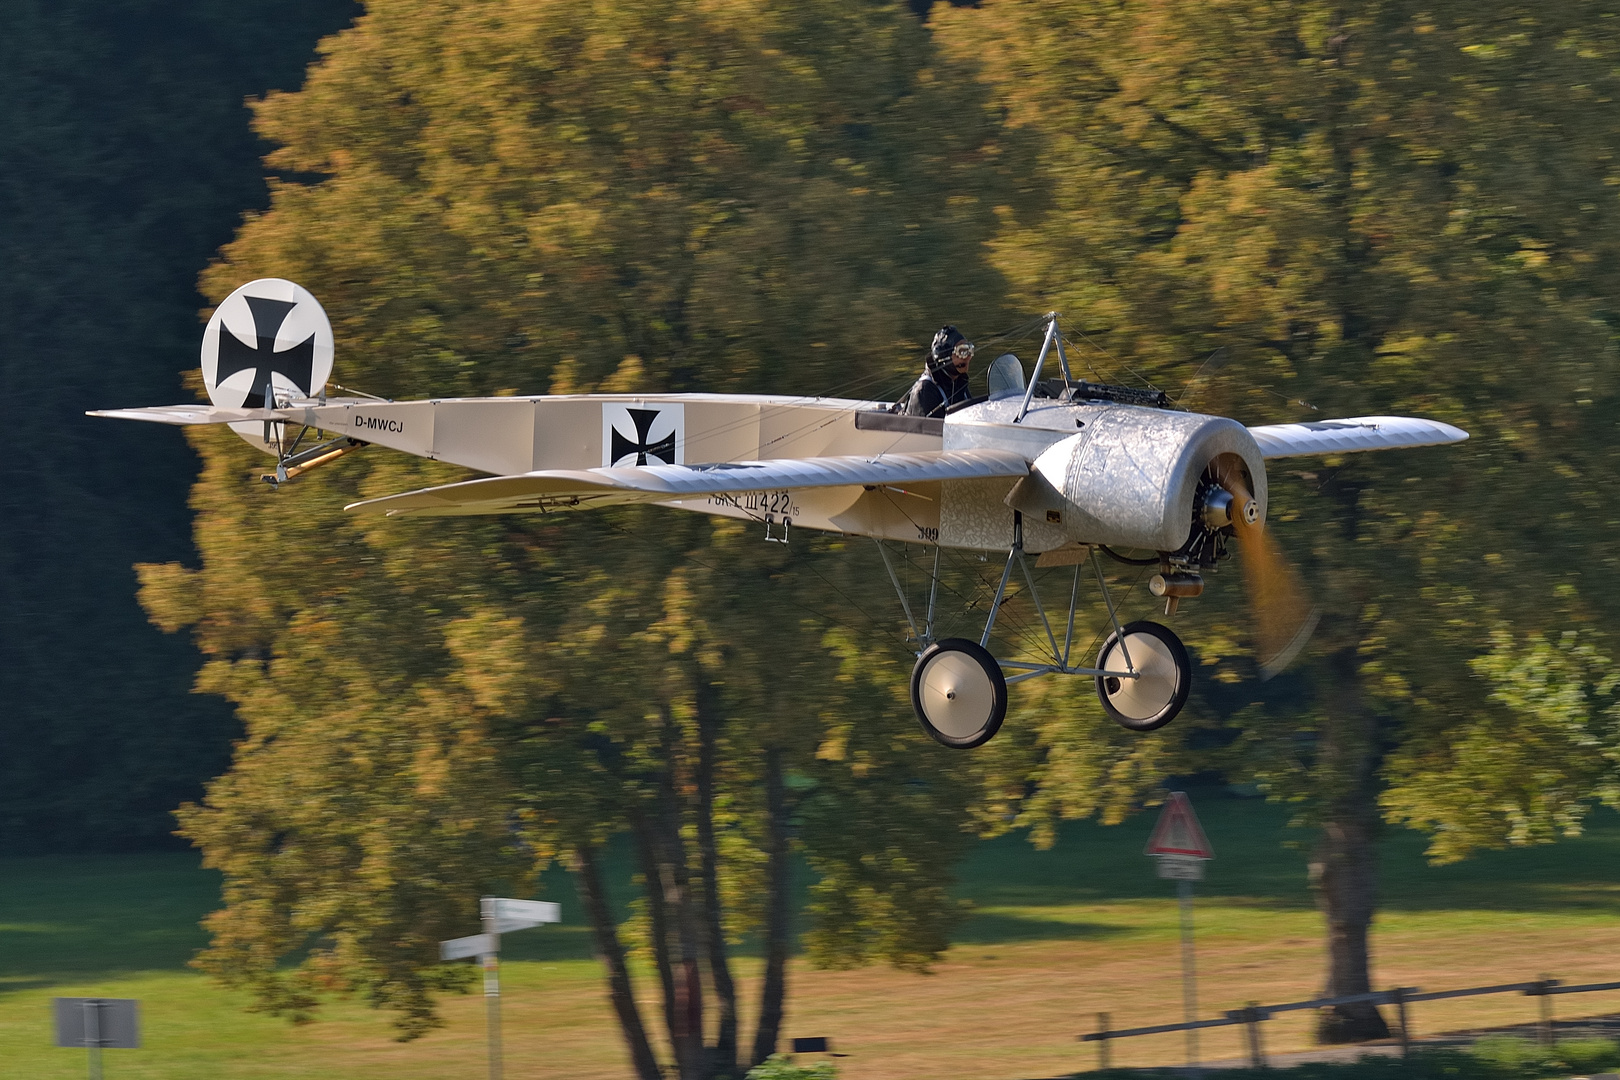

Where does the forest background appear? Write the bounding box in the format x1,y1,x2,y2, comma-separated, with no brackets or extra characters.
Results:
3,0,1619,1077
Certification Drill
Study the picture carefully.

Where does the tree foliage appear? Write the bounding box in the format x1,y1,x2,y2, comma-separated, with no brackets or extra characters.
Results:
113,0,1620,1066
142,0,1009,1072
934,0,1620,1039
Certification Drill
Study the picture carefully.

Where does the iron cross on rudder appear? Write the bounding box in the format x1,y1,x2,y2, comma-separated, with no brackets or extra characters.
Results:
214,296,318,407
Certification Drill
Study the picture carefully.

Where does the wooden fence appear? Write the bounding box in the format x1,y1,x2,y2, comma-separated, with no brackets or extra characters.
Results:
1081,977,1620,1070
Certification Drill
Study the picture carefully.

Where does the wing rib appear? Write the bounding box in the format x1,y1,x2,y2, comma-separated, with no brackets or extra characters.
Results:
1247,415,1467,459
347,449,1029,517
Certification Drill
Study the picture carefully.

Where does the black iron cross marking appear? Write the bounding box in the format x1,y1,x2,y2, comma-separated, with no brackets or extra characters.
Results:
215,296,317,407
611,408,676,465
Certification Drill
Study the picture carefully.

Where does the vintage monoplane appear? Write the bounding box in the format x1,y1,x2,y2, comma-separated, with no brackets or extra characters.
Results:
93,279,1467,749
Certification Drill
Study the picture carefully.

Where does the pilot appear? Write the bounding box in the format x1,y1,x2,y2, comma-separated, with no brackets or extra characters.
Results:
901,325,975,418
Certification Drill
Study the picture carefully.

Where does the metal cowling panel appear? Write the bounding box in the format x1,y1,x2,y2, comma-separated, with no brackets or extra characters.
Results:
1038,409,1266,552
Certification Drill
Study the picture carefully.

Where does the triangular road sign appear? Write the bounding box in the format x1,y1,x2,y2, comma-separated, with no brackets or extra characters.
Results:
1145,791,1213,858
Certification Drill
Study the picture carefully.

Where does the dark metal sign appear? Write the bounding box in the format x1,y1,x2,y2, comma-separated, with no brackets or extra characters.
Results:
53,998,139,1049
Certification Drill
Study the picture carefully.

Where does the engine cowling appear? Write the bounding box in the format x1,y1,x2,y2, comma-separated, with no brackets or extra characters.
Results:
1008,408,1267,553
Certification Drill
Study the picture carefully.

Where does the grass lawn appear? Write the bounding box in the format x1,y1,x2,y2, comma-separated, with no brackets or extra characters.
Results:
4,795,1619,1079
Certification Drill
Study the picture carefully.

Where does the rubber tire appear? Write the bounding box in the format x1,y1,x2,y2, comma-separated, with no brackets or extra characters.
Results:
1094,620,1192,732
910,638,1008,750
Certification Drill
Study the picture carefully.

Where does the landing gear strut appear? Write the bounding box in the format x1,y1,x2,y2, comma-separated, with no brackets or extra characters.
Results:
892,515,1192,749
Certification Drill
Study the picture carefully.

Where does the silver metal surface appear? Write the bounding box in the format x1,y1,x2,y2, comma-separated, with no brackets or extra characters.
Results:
1063,563,1080,668
1015,319,1058,423
925,545,940,647
1093,549,1134,676
1247,415,1469,458
981,539,1144,683
1020,549,1064,669
941,475,1061,552
1002,662,1137,684
877,541,922,648
1053,325,1075,385
981,541,1020,650
1198,487,1233,529
1018,409,1267,552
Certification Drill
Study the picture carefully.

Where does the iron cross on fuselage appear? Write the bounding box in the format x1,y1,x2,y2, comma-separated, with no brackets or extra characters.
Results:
611,407,676,465
216,296,317,408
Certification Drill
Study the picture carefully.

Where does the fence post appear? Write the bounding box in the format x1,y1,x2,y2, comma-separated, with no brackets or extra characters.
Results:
1533,976,1559,1048
1390,988,1411,1058
1244,1003,1266,1069
1097,1012,1111,1071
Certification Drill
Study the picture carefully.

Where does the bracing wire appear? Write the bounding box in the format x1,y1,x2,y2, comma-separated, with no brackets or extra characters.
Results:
595,515,916,655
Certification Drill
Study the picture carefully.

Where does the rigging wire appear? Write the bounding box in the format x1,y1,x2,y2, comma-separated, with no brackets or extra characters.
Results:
881,543,1079,662
1060,326,1162,391
679,315,1056,469
594,515,916,655
1075,565,1153,666
580,312,1167,665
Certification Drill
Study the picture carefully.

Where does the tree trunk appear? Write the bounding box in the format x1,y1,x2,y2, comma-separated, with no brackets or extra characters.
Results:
750,746,790,1067
652,707,705,1080
573,844,663,1080
631,809,681,1057
1311,644,1391,1044
669,834,706,1080
695,679,739,1076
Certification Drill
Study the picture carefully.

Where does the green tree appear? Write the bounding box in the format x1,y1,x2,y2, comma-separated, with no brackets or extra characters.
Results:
936,0,1620,1041
143,1,1007,1075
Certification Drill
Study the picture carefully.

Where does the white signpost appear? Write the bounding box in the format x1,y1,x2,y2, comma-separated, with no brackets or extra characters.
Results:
440,897,561,1080
487,898,560,935
440,933,497,962
1145,792,1214,1071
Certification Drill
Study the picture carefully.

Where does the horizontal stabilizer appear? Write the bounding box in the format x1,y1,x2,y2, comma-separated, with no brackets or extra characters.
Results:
348,449,1030,517
1246,415,1468,459
86,404,282,426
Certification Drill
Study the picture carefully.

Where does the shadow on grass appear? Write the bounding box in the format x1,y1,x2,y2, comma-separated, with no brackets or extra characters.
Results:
0,853,218,983
0,852,606,988
7,798,1620,989
952,910,1130,945
954,793,1620,921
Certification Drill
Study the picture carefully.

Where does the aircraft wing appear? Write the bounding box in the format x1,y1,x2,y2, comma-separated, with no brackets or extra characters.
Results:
1246,416,1468,459
346,449,1030,517
86,404,283,425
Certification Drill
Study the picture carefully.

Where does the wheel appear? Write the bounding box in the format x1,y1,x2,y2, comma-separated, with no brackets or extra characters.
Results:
1094,620,1191,732
910,638,1008,749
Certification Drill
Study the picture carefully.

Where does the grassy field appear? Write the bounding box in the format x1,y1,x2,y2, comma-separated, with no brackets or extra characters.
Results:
4,794,1619,1079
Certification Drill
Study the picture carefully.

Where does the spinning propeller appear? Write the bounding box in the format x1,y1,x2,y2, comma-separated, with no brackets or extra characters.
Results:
1211,457,1319,679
